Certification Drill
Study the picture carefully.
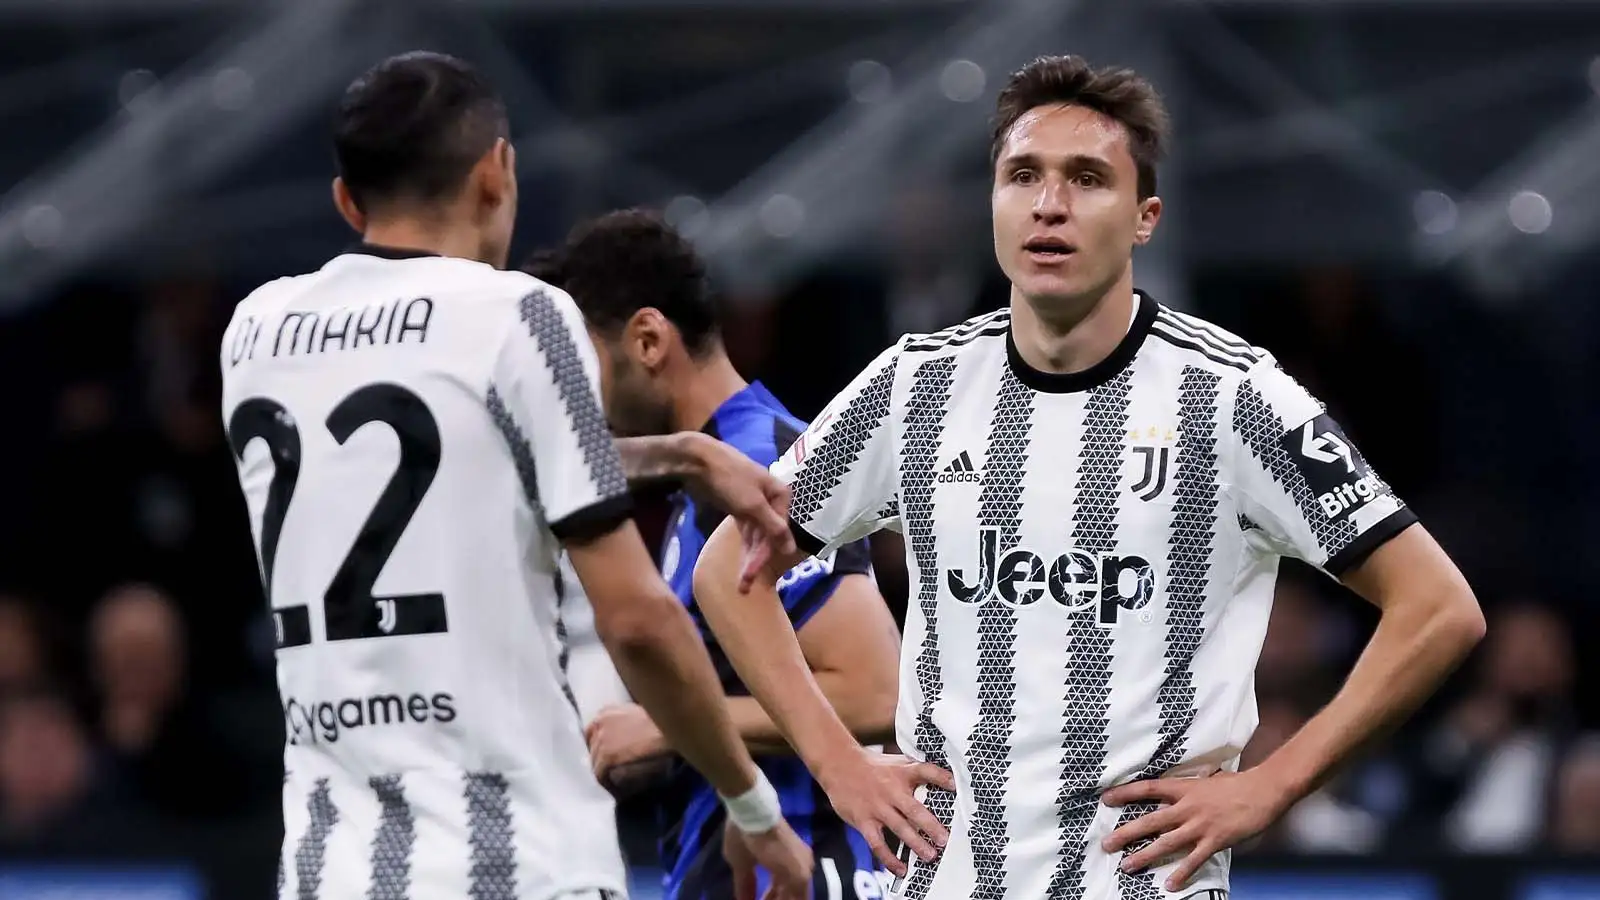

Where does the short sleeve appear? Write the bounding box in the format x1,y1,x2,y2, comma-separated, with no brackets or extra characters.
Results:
489,284,632,542
771,340,904,558
772,538,875,630
1229,356,1416,576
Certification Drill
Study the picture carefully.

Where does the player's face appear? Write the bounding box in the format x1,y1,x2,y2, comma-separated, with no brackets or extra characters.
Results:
588,328,674,438
991,103,1160,308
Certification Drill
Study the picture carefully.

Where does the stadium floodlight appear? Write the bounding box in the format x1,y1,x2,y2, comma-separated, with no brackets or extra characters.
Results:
1416,102,1600,293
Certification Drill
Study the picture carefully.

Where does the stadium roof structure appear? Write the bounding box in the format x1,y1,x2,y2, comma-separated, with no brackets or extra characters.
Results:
0,0,1594,309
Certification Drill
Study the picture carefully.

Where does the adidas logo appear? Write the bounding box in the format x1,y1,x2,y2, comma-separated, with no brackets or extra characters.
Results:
937,451,982,484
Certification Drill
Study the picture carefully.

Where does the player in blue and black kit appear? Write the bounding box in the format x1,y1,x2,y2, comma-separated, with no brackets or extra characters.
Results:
524,210,903,900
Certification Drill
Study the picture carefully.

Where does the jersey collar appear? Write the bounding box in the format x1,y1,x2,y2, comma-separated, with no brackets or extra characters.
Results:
697,381,784,437
343,242,441,261
1005,289,1158,394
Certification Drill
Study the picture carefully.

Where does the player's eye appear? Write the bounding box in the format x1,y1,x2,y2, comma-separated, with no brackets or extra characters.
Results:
1011,168,1038,185
1072,171,1103,188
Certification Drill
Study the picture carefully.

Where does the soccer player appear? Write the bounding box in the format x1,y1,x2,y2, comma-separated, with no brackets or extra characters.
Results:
220,51,818,900
693,55,1486,899
522,211,912,900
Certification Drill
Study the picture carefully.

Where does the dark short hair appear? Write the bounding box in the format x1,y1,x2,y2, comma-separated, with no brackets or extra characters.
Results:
333,51,509,213
528,210,720,355
991,55,1169,200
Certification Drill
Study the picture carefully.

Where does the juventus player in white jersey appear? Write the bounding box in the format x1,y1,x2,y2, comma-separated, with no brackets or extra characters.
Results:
220,52,819,900
695,55,1486,899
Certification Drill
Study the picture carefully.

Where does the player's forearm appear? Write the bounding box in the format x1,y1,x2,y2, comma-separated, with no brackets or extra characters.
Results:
1256,577,1484,803
693,522,865,783
726,696,800,756
603,600,759,799
727,670,897,756
613,433,709,488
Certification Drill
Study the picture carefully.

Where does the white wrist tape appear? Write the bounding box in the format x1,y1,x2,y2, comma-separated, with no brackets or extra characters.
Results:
720,769,783,834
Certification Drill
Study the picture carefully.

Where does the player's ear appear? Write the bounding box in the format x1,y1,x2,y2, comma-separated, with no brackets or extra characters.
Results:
476,138,514,211
627,308,672,371
332,177,366,235
1134,195,1162,246
500,138,516,176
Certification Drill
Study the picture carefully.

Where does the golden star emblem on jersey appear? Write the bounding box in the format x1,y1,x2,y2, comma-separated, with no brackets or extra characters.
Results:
1127,425,1180,443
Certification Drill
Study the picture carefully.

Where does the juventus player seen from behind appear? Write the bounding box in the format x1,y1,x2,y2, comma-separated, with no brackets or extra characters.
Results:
694,54,1486,899
523,211,928,900
220,51,817,900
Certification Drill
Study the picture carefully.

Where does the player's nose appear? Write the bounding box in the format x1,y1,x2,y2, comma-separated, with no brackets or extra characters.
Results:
1032,177,1069,222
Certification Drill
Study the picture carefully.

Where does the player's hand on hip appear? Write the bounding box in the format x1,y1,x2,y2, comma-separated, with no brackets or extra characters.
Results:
820,748,955,877
722,818,814,900
1101,769,1293,892
682,435,796,589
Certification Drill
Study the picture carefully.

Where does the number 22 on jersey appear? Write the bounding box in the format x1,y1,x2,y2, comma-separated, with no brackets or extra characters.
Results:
227,382,448,650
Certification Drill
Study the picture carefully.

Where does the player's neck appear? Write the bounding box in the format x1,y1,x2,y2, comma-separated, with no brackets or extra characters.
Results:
360,219,493,266
1008,273,1137,377
670,350,748,434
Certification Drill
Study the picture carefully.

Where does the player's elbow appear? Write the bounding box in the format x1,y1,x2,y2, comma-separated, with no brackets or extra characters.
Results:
691,521,742,610
834,675,898,746
1437,585,1487,656
593,586,689,660
1413,571,1486,662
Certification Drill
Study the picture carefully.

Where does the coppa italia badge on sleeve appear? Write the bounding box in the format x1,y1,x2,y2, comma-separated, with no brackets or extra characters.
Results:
790,411,834,464
1281,413,1382,520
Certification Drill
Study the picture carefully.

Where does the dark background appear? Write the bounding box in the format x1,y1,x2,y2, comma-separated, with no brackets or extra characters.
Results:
0,1,1596,898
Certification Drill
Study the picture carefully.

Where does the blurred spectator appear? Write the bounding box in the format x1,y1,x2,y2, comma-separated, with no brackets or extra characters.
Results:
1256,576,1346,710
91,583,187,757
0,687,102,839
22,272,269,687
1243,694,1383,855
1549,734,1600,854
55,379,117,438
1409,602,1576,852
0,595,46,693
88,583,280,821
136,271,226,459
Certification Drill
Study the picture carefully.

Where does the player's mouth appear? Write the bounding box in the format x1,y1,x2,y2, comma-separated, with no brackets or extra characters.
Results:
1023,236,1075,264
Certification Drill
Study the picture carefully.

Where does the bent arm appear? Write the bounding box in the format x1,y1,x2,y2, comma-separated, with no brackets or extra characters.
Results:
1254,524,1485,802
724,572,900,754
694,517,865,785
566,520,758,799
613,433,708,488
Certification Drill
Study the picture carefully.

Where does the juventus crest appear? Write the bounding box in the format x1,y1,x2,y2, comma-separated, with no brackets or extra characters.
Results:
1127,424,1179,502
1130,445,1171,501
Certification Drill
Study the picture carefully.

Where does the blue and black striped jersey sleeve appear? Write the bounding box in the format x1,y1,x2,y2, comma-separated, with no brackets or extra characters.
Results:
704,410,874,630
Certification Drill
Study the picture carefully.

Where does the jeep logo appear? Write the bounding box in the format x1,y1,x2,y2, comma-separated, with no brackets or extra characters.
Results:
944,527,1158,626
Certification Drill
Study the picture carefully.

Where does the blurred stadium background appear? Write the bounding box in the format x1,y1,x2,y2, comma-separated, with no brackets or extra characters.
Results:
0,0,1597,898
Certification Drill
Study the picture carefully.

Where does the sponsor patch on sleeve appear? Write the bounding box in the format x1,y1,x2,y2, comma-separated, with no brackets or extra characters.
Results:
1279,413,1384,521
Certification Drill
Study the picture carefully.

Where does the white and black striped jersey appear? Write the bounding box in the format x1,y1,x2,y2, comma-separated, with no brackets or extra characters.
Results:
560,552,633,726
770,291,1415,900
220,245,635,900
